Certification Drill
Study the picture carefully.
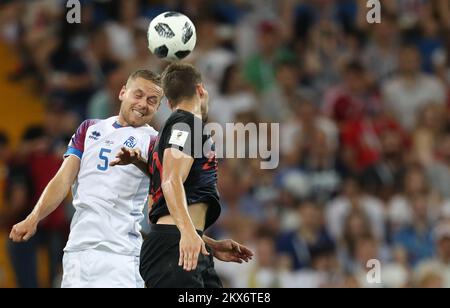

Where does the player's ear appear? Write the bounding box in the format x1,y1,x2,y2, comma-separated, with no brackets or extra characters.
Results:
196,84,204,98
118,86,126,101
166,99,175,110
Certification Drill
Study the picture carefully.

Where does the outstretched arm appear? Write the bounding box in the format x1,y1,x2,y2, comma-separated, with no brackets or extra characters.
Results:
203,235,254,263
9,155,80,242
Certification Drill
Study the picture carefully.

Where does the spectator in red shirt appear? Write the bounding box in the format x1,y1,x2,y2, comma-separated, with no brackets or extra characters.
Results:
323,61,381,125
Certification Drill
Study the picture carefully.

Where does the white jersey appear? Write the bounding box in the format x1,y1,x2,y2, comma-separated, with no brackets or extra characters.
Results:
63,116,157,256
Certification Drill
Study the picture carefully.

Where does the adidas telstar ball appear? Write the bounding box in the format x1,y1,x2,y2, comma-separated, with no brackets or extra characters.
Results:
147,11,196,61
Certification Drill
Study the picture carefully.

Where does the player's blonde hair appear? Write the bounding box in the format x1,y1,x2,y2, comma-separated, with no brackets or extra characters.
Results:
126,69,161,87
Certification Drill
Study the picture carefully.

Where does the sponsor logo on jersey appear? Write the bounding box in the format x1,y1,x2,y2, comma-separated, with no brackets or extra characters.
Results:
124,136,137,148
89,131,101,140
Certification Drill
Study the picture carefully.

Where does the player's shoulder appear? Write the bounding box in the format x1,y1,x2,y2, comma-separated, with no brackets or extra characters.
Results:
171,109,195,121
167,110,199,128
79,119,101,129
75,119,101,135
136,124,158,137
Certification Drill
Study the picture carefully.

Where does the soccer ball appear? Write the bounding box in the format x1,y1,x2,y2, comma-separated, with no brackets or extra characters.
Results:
147,11,196,61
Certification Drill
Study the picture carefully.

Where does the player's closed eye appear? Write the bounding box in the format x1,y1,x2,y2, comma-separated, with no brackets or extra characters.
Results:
148,97,158,105
133,89,145,99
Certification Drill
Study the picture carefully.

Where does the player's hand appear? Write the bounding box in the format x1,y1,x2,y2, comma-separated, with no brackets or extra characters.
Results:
179,230,209,271
110,147,142,166
9,216,38,242
209,239,254,263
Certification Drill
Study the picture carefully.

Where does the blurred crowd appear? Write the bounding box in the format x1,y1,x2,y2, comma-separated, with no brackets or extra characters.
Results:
1,0,450,288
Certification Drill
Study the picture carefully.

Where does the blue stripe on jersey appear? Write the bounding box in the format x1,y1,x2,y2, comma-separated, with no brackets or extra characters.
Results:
64,146,83,159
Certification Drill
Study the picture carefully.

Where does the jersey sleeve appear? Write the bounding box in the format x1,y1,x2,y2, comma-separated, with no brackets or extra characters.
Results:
166,115,202,158
64,119,98,159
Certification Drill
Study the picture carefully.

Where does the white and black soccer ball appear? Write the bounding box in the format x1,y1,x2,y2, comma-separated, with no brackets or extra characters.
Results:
147,11,196,61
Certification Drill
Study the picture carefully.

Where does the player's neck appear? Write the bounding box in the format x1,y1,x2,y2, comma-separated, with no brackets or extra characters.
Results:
175,101,202,120
116,115,130,127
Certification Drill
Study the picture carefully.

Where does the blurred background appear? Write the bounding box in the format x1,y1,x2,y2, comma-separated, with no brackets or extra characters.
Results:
1,0,450,288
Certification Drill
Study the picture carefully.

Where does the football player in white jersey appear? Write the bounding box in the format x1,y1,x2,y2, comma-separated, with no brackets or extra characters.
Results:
9,70,164,288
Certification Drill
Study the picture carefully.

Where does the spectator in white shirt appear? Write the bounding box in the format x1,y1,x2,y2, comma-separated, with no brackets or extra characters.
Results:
382,45,446,131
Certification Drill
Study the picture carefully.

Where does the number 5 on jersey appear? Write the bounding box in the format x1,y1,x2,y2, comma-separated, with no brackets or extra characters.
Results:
97,148,112,171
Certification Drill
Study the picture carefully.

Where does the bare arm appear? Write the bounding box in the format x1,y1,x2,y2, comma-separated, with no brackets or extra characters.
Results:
9,155,80,242
161,148,209,271
203,235,254,263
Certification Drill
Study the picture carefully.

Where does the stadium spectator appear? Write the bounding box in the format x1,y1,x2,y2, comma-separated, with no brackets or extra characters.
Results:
244,20,294,93
362,13,400,83
427,132,450,199
360,129,406,202
323,61,380,125
382,45,446,131
325,177,385,241
0,131,10,212
415,222,450,287
388,165,441,232
1,127,43,288
276,201,334,270
392,194,435,266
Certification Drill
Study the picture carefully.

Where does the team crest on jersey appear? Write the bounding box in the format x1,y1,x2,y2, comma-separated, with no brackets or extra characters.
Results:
124,136,137,148
89,131,101,140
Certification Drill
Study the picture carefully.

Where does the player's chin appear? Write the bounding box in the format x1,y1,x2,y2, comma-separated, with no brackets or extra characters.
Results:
133,115,153,127
129,116,146,127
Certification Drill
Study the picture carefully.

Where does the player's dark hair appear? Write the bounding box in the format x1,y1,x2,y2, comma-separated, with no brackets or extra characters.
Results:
161,63,202,106
127,70,161,87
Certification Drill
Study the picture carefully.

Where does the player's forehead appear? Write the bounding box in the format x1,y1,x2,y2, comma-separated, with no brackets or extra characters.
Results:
128,77,163,96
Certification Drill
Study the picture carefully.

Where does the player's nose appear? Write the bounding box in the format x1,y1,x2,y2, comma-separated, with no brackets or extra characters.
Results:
134,101,148,113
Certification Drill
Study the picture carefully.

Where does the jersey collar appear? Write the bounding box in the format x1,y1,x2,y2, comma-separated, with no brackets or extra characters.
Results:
112,121,123,129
